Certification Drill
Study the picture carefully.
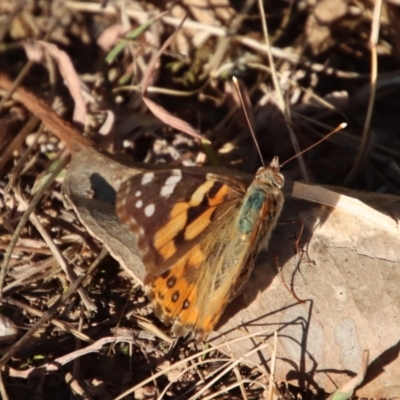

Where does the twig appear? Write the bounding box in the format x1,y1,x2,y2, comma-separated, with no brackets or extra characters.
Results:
0,154,70,297
14,189,96,311
0,248,108,368
2,298,92,342
345,0,383,184
0,371,9,400
115,329,275,400
7,335,128,379
65,2,377,79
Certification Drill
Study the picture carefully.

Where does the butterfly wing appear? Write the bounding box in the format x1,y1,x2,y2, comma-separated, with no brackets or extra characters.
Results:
116,169,246,273
116,169,247,338
159,163,284,341
116,163,284,341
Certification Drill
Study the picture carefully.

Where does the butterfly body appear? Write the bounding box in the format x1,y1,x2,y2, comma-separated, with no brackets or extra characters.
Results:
116,157,284,341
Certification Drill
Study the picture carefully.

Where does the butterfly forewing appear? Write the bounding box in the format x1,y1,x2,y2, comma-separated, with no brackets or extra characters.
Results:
116,169,246,273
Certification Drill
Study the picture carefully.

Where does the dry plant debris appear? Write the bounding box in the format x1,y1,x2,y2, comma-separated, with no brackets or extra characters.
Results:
0,1,400,399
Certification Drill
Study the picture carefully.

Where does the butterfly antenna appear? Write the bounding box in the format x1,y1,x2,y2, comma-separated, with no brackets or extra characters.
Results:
280,122,347,167
232,77,265,167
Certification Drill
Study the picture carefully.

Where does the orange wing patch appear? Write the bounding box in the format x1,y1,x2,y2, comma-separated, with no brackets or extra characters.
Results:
184,207,213,240
147,244,205,329
153,202,188,260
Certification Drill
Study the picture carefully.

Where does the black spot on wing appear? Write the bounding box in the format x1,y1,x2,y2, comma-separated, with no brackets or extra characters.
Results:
171,291,179,302
167,276,177,288
186,202,208,223
161,270,170,279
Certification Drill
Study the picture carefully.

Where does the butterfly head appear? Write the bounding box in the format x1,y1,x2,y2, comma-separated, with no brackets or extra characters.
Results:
255,156,285,190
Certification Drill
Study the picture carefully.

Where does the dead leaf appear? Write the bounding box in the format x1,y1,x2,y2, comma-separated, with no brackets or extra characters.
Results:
209,185,400,397
97,24,127,51
37,41,87,125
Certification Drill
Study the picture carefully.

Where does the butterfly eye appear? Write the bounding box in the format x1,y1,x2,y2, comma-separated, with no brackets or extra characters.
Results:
273,173,285,189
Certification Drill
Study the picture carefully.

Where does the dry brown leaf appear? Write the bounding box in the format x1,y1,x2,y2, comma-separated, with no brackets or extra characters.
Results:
22,41,87,125
97,24,127,51
209,186,400,397
38,41,87,125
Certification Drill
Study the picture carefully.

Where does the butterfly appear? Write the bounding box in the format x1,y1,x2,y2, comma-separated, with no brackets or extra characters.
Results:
115,157,284,342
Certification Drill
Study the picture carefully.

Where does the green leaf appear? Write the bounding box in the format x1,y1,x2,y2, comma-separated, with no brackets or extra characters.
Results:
105,18,157,64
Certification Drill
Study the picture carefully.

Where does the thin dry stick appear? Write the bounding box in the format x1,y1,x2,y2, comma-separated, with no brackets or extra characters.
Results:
71,312,85,393
65,2,371,78
0,370,9,400
0,115,39,172
2,298,92,342
155,352,271,400
4,122,44,193
2,258,58,292
267,331,278,400
0,245,51,255
257,0,308,182
228,341,248,400
7,336,128,379
0,154,70,297
345,0,382,184
201,0,255,79
141,15,204,141
14,189,96,311
158,359,231,399
115,329,275,400
202,380,266,400
0,248,108,368
65,372,92,400
0,73,93,152
245,62,344,116
189,342,269,400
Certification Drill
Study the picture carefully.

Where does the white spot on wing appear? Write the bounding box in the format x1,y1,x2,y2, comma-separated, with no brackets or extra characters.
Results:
135,190,142,197
141,172,154,185
144,204,155,217
135,200,143,208
160,169,182,198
